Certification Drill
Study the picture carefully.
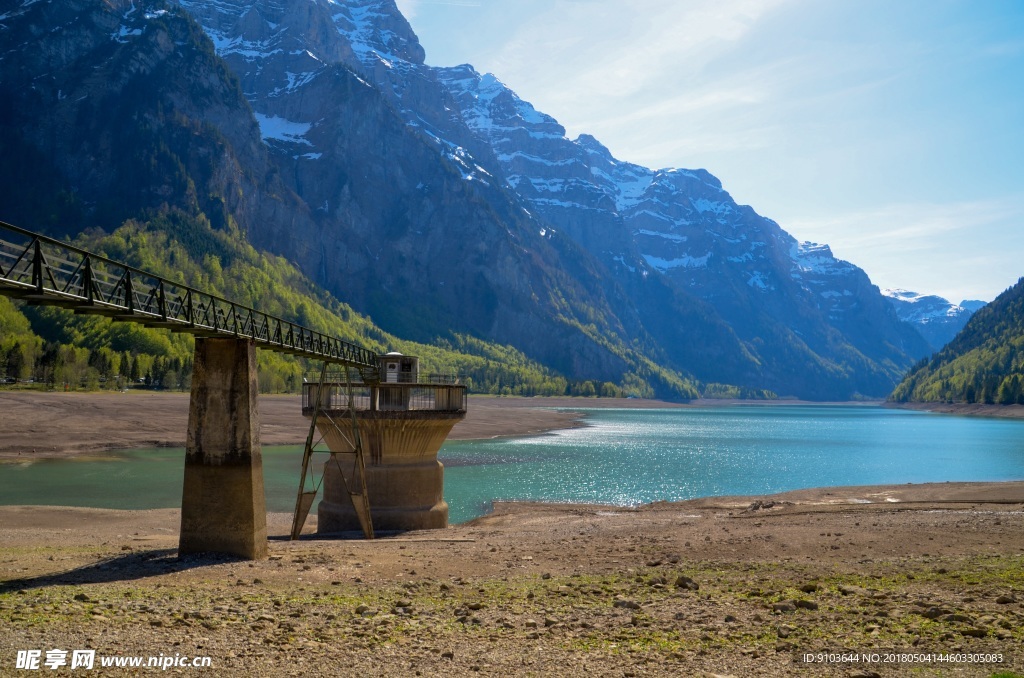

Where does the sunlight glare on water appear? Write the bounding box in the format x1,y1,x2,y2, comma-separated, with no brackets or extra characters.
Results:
2,406,1022,525
439,406,1024,522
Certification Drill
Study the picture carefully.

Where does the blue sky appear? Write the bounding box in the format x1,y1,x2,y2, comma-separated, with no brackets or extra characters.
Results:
396,0,1024,303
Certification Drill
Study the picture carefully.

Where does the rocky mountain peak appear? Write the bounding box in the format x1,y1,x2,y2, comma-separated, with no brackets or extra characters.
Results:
882,288,984,352
437,59,930,396
333,0,426,66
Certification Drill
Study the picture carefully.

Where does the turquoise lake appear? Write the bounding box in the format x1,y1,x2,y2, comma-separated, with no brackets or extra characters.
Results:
2,405,1023,524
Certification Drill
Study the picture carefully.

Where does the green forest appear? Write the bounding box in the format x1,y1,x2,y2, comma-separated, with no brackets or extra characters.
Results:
0,212,709,398
890,277,1024,404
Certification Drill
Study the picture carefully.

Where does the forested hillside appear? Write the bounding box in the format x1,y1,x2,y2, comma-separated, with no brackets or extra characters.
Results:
1,212,621,397
890,277,1024,404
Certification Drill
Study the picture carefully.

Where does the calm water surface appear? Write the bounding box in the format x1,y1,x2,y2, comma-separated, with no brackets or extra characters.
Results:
2,405,1022,524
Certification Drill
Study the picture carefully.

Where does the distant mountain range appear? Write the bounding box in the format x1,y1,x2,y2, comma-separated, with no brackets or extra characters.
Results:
0,0,970,400
892,278,1024,404
882,289,987,352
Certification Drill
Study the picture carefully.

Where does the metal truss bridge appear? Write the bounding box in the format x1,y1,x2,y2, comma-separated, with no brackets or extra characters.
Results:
0,220,379,377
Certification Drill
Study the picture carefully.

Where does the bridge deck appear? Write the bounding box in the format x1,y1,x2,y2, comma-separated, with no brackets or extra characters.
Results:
0,221,378,373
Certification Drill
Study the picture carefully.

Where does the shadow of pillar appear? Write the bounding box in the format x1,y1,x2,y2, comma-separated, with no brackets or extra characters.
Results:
179,337,267,559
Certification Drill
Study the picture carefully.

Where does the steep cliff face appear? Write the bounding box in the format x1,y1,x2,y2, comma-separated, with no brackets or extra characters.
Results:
0,0,316,241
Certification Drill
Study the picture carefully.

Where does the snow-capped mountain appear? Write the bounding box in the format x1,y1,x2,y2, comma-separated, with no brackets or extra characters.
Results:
1,0,936,399
167,0,932,397
437,64,929,397
882,289,986,352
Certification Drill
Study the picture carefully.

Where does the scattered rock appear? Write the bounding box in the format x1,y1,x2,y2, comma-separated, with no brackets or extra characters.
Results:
838,585,868,597
919,607,948,619
674,575,700,591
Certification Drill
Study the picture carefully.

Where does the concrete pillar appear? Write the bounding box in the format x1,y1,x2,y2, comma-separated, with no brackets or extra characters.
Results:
179,337,268,559
316,412,463,533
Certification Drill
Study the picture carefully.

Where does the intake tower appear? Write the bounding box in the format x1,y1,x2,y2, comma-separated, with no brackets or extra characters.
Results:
300,353,466,534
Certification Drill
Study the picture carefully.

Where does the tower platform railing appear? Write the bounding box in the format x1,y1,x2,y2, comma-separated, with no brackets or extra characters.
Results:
301,379,467,414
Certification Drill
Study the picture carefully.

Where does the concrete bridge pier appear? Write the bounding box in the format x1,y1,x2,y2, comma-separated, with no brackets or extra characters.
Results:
179,337,268,559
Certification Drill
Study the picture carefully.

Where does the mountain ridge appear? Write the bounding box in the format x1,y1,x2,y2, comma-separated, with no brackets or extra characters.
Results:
435,62,929,398
0,0,944,400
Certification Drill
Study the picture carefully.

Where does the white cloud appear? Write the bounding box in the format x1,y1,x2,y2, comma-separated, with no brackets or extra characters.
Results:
490,0,792,107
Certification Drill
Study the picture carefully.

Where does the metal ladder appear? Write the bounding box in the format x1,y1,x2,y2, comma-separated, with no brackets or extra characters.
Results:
289,363,374,539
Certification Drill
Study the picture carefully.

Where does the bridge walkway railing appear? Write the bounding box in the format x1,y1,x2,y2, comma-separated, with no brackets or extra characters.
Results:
0,220,378,373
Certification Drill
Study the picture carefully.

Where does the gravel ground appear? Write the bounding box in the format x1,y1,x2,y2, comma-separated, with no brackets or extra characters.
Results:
1,483,1022,677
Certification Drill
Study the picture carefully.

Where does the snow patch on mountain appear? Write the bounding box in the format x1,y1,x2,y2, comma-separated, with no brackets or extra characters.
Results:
882,289,966,322
321,0,426,79
790,241,855,277
635,229,687,243
747,271,770,290
254,113,313,146
643,252,712,272
882,288,986,351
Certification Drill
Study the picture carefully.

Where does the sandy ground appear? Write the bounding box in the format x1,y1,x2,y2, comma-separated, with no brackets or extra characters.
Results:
1,392,1023,675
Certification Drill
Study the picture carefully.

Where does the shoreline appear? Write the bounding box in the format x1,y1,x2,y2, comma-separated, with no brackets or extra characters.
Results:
3,479,1020,526
0,391,690,460
2,391,1022,461
887,400,1024,419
